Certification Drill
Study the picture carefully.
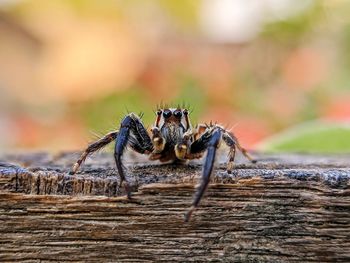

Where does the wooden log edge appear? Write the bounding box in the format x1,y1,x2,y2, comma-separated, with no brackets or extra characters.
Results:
0,152,349,262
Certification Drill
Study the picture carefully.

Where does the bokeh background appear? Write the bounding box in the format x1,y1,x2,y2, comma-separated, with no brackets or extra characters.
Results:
1,0,350,153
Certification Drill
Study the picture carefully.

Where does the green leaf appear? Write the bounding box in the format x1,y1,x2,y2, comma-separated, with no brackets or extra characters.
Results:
258,121,350,153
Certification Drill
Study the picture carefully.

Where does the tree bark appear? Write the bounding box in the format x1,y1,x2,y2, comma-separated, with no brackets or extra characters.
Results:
0,151,349,262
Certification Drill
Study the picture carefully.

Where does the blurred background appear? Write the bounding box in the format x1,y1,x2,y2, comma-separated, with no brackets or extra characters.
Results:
0,0,350,153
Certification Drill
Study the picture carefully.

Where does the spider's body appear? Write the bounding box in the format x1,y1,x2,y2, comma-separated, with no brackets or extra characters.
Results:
151,108,191,162
71,107,256,221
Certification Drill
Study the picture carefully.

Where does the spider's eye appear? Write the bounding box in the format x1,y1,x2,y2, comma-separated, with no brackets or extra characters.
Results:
183,109,188,116
156,110,162,116
174,110,182,118
163,110,172,118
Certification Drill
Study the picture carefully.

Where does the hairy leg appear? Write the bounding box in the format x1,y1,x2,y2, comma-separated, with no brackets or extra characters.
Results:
223,131,256,164
70,131,118,174
115,113,153,198
184,126,256,221
185,128,222,222
193,123,208,141
189,125,216,154
221,132,237,173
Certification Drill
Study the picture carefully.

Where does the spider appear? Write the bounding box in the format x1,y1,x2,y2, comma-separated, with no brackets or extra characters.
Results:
70,107,256,221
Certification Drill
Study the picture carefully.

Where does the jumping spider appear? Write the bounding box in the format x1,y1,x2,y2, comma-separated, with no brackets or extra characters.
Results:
71,107,256,221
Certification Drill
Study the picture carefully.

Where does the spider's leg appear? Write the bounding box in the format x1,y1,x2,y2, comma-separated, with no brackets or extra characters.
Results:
193,123,208,141
114,113,153,199
185,128,222,222
181,125,213,160
132,114,153,152
223,131,256,164
70,131,118,174
221,132,237,173
189,128,212,153
238,145,256,163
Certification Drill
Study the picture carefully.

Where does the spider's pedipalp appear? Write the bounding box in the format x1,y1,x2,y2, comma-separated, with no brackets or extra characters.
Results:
151,126,166,153
174,130,192,160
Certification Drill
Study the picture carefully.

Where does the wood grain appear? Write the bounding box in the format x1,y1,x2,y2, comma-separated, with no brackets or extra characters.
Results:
0,152,349,262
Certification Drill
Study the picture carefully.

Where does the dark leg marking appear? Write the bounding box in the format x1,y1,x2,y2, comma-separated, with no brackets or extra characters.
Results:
133,116,153,152
190,129,212,154
114,114,153,199
185,128,222,222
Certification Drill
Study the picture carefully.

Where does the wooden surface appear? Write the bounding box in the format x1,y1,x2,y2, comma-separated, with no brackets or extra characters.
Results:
0,151,349,262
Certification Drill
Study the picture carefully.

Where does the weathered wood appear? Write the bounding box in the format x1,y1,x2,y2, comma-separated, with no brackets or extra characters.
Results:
0,151,349,262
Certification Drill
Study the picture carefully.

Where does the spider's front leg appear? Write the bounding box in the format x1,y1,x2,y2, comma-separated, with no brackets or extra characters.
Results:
71,113,152,198
185,127,222,222
115,113,153,198
184,126,256,222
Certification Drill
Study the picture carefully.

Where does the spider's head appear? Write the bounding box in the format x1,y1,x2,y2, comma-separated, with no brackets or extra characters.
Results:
155,108,190,129
155,108,191,144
